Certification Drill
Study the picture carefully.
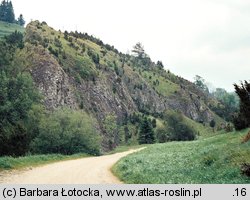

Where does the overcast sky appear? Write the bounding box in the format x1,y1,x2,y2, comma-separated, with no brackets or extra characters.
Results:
11,0,250,91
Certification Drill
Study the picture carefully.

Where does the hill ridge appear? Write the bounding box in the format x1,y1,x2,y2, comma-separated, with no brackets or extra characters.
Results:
18,20,224,149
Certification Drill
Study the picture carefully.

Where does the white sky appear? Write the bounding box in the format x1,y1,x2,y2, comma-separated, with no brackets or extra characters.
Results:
11,0,250,91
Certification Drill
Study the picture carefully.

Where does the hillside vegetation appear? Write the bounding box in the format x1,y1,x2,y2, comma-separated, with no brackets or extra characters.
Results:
0,21,24,38
0,20,227,158
0,20,249,184
113,129,250,183
22,21,225,149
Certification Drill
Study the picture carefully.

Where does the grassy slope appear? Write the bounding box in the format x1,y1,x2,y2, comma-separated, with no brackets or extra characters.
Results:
0,153,89,171
0,21,24,38
24,22,224,130
113,129,250,184
26,21,222,107
142,71,180,97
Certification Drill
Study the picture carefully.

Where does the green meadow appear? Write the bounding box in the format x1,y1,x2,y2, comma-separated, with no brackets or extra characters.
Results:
113,129,250,184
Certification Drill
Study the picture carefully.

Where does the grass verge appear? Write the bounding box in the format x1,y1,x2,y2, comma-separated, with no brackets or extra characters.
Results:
0,145,145,171
106,144,148,155
0,153,89,171
113,129,250,184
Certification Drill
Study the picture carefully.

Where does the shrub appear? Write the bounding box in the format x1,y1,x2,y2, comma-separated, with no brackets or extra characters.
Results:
203,155,216,166
64,31,69,40
164,111,196,141
54,37,62,48
68,37,73,43
31,108,101,155
241,163,250,177
114,65,119,76
73,57,96,80
81,43,86,53
155,126,170,143
87,49,100,64
129,112,141,124
48,46,58,57
225,123,234,132
112,84,117,94
209,119,216,128
103,115,121,150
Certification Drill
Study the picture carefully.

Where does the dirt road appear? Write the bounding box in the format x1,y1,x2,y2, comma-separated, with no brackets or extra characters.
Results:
0,148,143,184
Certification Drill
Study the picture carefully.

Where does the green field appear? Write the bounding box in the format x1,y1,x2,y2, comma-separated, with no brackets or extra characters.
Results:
0,153,89,171
113,129,250,183
0,21,24,38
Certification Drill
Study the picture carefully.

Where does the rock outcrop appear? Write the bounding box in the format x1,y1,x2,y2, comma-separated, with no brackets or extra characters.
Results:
23,21,223,148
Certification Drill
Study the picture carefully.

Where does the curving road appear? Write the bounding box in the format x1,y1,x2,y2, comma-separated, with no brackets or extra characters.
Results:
0,148,143,184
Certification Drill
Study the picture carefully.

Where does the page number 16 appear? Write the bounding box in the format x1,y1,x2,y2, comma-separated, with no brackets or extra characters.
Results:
234,188,247,197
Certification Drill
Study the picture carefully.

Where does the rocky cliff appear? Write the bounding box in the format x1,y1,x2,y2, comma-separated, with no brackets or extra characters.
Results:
22,21,223,148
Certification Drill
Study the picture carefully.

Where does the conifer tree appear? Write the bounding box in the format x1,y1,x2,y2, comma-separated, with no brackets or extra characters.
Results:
6,0,14,23
17,14,25,26
132,42,146,59
0,0,7,21
233,81,250,130
0,0,15,23
138,118,155,144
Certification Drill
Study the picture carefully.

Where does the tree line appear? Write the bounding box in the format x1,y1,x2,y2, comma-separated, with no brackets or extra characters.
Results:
0,0,25,26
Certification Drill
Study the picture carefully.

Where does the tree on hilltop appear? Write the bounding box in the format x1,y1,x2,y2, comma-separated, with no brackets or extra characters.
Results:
5,0,14,23
0,0,7,21
132,42,146,59
0,0,15,23
156,60,164,69
17,14,25,26
194,75,209,93
0,0,25,25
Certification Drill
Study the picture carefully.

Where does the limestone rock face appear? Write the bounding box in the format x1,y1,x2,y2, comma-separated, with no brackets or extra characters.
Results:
28,45,214,124
76,71,137,121
29,46,77,109
24,21,222,150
